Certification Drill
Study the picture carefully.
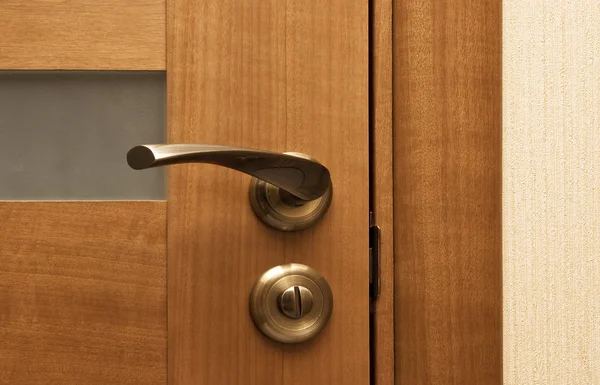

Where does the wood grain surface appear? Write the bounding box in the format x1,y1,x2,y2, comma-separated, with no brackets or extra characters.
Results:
371,0,394,384
0,202,166,385
0,0,165,70
393,1,502,384
167,1,369,384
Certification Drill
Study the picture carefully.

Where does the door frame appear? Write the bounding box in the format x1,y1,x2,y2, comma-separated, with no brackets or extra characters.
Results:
371,1,502,384
370,0,394,384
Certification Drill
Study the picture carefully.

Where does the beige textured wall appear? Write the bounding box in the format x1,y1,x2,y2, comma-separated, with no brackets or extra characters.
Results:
504,1,600,383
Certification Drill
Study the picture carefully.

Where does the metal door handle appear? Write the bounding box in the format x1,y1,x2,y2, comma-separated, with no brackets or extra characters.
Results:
126,144,332,231
127,144,330,200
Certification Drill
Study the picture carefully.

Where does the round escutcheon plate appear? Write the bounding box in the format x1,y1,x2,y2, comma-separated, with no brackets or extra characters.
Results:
249,263,333,344
248,152,333,232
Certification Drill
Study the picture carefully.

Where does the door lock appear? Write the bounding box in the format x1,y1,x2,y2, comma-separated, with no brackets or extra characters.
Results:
126,144,332,231
249,264,333,344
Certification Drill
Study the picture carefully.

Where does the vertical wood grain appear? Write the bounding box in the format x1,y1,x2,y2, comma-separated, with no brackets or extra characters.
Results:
393,1,502,384
504,2,600,384
0,202,166,385
372,0,395,384
167,1,369,384
167,3,286,384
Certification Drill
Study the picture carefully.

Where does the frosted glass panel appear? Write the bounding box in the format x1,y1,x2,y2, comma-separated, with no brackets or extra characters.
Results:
0,71,165,199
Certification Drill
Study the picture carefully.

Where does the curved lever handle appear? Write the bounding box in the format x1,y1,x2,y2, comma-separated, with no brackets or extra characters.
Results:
127,144,331,201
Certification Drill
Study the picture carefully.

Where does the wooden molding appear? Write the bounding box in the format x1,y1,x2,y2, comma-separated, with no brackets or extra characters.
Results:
393,1,502,383
0,0,165,70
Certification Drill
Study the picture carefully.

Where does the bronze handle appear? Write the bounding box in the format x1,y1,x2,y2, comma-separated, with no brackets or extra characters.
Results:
127,144,330,201
126,144,332,231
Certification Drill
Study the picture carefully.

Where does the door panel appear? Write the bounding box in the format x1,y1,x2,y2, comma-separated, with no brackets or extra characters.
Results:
167,0,370,384
0,202,166,384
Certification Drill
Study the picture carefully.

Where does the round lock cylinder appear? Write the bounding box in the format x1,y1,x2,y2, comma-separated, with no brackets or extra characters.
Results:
249,264,333,344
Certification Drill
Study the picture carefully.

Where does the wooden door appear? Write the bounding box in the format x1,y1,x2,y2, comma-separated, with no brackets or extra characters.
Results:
0,1,370,385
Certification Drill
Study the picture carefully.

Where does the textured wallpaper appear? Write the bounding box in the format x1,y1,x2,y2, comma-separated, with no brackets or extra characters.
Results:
503,1,600,383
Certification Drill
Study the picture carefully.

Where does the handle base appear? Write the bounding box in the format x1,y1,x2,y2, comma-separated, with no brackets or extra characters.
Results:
249,178,332,232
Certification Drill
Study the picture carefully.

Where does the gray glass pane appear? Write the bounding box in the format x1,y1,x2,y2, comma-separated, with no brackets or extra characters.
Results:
0,71,165,200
